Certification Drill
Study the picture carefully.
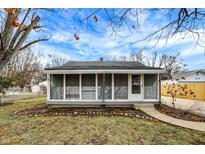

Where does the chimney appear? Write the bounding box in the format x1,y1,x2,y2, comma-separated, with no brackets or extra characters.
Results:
100,57,103,62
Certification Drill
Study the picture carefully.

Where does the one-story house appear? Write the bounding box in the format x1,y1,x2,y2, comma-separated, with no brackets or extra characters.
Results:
44,59,166,106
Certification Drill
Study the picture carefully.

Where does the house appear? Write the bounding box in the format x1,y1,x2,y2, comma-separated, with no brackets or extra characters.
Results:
31,81,47,93
161,69,205,84
44,59,166,106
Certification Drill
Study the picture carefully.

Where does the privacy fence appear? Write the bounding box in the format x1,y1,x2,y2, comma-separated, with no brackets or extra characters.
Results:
161,82,205,101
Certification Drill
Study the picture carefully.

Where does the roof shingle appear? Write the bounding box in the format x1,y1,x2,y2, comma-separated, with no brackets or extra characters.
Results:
45,61,163,70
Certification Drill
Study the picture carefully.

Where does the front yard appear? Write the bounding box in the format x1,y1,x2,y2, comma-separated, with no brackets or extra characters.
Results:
0,98,205,144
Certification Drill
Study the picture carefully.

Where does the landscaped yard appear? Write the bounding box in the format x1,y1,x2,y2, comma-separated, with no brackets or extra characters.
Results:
0,98,205,144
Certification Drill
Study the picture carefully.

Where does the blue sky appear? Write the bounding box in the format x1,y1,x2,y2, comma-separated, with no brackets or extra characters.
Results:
30,9,205,70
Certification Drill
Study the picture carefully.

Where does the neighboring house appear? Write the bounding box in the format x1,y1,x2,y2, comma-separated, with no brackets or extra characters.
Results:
161,69,205,84
161,69,205,101
44,59,165,106
31,81,48,93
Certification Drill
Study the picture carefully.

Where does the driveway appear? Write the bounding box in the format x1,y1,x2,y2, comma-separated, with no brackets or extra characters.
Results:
161,96,205,117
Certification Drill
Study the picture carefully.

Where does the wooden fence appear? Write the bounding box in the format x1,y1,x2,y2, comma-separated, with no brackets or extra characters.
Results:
161,83,205,101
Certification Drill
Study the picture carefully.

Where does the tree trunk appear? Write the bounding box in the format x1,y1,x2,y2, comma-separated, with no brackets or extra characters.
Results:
172,97,175,108
0,59,10,74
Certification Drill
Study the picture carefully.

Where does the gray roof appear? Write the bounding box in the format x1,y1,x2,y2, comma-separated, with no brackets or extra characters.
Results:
45,61,163,70
172,69,205,79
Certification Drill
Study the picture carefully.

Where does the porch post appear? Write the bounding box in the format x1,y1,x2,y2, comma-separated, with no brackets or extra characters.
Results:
112,73,114,100
102,73,105,102
63,74,66,100
141,74,144,100
79,74,82,100
96,74,98,100
158,74,161,101
47,74,50,100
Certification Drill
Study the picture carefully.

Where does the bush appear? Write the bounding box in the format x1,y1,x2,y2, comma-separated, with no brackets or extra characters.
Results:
0,77,15,103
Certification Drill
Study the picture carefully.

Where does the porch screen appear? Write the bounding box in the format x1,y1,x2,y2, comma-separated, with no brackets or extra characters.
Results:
114,74,128,99
66,74,79,99
82,74,96,100
50,74,63,99
98,74,112,100
144,74,158,99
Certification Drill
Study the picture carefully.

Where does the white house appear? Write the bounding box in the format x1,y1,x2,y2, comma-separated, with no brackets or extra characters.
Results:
44,59,166,106
31,81,48,93
161,69,205,84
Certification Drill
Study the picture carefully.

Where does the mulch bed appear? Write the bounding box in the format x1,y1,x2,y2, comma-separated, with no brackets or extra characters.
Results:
15,105,157,121
155,104,205,122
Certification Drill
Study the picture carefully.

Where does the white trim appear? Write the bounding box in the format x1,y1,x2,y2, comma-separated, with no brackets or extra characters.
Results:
79,74,82,100
96,74,98,100
141,74,144,100
47,74,50,100
48,99,160,102
157,74,160,101
128,74,143,101
63,74,66,100
112,73,114,100
44,69,165,74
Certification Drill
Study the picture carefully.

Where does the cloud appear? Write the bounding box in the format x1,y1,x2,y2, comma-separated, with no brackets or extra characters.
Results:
181,46,205,57
34,9,205,70
33,44,72,66
50,32,73,43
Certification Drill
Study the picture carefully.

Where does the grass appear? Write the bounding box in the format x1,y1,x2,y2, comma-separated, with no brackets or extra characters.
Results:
0,98,205,144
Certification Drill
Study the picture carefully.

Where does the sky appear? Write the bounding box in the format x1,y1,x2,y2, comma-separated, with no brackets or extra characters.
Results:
29,8,205,70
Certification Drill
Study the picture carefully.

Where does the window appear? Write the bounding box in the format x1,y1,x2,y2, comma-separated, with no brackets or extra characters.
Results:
114,74,128,99
82,74,96,100
66,74,79,100
144,74,158,99
98,74,112,100
50,74,63,99
132,75,141,94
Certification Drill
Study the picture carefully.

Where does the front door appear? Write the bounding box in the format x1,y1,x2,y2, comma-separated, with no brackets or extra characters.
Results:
129,74,142,101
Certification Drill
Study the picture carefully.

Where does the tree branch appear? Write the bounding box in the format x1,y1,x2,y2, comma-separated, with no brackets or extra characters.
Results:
13,16,40,51
9,8,31,50
1,12,16,50
0,33,3,50
19,38,48,51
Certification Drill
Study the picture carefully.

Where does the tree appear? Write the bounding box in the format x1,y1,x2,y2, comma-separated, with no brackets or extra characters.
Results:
2,48,44,91
160,53,186,74
134,51,186,75
0,8,48,73
0,76,15,103
46,53,68,68
68,8,205,51
163,81,196,108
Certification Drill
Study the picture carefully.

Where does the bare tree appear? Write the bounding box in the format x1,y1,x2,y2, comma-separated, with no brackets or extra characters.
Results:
3,48,44,91
69,8,205,50
0,9,49,73
46,53,68,68
163,82,196,108
134,50,186,75
160,53,186,75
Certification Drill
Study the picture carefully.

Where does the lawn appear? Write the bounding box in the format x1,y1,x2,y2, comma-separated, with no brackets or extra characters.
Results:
0,98,205,144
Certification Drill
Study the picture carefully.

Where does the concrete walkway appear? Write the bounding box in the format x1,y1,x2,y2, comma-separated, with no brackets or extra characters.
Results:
162,96,205,117
135,106,205,132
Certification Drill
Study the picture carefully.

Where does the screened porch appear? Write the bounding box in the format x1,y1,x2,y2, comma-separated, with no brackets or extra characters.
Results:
48,73,159,103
